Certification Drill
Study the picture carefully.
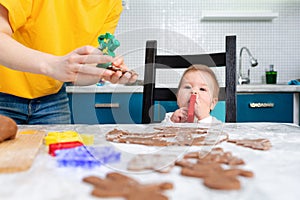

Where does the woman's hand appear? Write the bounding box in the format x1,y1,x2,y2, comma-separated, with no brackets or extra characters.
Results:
107,55,138,84
45,46,137,85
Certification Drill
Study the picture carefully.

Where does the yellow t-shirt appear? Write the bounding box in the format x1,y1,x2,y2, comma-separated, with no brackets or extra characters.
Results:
0,0,122,99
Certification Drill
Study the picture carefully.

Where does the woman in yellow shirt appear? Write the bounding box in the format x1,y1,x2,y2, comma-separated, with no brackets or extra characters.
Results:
0,0,137,124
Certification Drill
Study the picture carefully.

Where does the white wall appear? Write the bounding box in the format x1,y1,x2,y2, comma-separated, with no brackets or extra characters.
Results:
115,0,300,85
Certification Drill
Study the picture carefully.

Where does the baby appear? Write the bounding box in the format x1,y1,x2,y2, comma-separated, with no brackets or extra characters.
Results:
163,64,220,123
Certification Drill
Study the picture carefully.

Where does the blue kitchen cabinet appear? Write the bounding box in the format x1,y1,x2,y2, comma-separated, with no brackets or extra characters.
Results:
68,93,225,124
68,92,293,124
237,93,293,123
68,93,142,124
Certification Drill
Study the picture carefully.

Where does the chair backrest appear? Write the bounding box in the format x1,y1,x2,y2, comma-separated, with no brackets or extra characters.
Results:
142,35,236,123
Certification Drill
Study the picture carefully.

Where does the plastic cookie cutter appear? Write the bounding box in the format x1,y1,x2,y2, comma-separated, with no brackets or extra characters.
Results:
44,130,83,146
187,92,197,123
96,32,138,77
49,141,84,156
79,134,94,145
96,32,121,71
55,146,121,168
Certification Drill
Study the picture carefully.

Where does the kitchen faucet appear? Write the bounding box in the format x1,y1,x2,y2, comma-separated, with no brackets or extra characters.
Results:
238,47,258,84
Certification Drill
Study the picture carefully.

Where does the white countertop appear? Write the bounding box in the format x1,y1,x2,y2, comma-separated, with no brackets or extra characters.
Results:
0,123,299,200
237,84,300,93
66,84,143,93
66,84,300,93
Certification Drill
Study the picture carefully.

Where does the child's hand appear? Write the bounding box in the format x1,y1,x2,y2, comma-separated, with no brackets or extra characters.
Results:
171,108,188,123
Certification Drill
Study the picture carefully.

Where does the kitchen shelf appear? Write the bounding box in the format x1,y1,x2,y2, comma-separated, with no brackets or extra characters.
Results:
201,10,278,21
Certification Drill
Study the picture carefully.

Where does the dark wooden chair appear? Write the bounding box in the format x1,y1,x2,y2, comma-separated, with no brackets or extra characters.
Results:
142,35,236,123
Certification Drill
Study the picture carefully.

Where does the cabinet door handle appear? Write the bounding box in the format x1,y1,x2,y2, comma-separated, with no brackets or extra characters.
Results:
95,103,120,108
249,102,275,108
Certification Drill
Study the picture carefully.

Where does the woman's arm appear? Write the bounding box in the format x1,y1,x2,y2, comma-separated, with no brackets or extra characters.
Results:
0,4,136,85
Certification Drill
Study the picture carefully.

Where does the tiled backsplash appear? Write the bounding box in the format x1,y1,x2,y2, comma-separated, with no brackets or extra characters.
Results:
115,0,300,85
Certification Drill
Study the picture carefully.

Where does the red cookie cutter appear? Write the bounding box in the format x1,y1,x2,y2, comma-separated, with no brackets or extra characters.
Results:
187,93,197,123
49,141,84,156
